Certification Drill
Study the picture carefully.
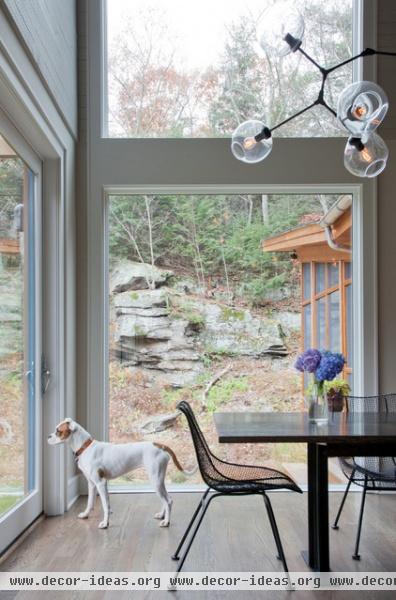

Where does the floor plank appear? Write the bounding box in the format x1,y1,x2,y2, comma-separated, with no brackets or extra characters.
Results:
1,491,395,599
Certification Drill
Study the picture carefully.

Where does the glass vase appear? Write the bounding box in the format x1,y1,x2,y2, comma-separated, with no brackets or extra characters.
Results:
305,383,329,424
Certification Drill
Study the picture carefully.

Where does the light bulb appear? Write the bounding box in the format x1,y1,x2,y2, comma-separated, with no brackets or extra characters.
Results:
231,120,273,164
344,133,388,178
352,104,368,119
360,147,373,163
256,1,305,57
243,137,257,151
337,81,389,136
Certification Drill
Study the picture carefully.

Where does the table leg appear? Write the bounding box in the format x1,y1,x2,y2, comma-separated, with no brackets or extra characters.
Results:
303,443,330,571
315,443,330,571
306,442,318,569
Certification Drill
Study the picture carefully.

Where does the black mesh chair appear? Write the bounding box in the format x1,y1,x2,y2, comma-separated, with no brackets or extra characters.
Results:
332,394,396,560
172,401,302,575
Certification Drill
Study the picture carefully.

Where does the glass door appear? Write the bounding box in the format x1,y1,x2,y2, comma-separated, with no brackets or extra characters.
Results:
0,132,42,555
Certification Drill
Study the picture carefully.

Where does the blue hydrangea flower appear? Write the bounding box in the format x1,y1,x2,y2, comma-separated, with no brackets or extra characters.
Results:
315,352,345,383
295,348,346,383
295,348,322,373
294,354,305,372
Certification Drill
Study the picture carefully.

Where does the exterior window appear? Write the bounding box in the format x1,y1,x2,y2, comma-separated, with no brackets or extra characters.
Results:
315,263,326,294
303,263,311,301
105,0,353,138
329,290,340,352
303,304,312,350
302,261,352,381
316,297,326,348
328,262,339,287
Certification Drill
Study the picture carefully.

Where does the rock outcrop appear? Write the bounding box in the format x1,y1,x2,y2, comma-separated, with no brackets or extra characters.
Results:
110,261,298,386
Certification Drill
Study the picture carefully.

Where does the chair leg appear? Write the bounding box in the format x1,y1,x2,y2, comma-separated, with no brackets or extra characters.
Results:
332,469,355,530
263,493,289,574
174,492,220,575
352,477,368,561
172,488,211,560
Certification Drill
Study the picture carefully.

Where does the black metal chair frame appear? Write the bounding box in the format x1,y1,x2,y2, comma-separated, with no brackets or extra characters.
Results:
331,394,396,560
172,401,302,576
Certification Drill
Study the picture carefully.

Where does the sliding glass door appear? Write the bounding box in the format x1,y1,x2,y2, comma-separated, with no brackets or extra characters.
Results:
0,132,42,555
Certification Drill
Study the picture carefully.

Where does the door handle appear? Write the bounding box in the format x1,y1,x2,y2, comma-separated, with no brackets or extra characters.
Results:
41,355,51,396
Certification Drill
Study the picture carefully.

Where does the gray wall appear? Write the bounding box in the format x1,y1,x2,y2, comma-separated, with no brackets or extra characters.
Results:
2,0,78,137
377,0,396,394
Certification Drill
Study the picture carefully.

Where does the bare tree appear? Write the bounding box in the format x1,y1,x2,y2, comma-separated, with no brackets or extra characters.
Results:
261,194,269,225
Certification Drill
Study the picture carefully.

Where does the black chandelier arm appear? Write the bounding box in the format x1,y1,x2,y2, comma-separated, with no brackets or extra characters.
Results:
325,47,376,74
267,100,319,135
372,49,396,57
296,46,324,72
317,97,337,118
255,45,396,142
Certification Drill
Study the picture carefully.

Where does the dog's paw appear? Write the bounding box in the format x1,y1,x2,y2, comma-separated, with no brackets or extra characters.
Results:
78,512,89,519
160,519,170,527
98,520,109,529
154,511,164,520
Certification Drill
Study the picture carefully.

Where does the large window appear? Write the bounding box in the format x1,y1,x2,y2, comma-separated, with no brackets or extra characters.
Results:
107,192,352,488
106,0,353,138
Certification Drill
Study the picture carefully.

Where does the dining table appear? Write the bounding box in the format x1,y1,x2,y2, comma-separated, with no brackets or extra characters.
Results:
213,410,396,572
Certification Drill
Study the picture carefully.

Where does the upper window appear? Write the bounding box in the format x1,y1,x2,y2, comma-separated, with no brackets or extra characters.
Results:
105,0,354,138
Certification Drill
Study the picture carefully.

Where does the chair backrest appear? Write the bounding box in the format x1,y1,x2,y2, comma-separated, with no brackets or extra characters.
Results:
345,394,396,413
177,401,225,485
344,394,396,478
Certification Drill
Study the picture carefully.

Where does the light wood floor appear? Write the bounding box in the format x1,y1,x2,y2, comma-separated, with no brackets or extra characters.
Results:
1,491,396,600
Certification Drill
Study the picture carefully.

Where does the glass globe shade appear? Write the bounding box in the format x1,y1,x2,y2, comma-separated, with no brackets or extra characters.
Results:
257,1,305,57
337,81,389,136
344,133,389,178
231,120,273,164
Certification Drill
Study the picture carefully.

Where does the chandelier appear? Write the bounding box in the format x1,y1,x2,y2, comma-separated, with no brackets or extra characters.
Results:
230,1,396,178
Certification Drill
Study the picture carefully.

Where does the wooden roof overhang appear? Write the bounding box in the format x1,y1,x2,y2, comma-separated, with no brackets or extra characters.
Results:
262,208,351,262
0,238,20,254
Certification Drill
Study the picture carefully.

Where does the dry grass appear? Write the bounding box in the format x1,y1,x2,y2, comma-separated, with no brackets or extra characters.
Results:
0,354,24,492
108,334,304,485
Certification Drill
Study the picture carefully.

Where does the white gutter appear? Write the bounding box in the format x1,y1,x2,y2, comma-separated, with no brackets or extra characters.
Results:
320,195,352,254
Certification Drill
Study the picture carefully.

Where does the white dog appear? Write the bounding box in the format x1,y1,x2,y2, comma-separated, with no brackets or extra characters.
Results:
48,418,194,529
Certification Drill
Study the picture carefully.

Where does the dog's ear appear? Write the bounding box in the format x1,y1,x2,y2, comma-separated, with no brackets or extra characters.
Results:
64,418,77,432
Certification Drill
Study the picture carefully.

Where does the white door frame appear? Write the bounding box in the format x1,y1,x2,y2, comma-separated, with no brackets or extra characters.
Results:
0,6,77,530
0,112,43,554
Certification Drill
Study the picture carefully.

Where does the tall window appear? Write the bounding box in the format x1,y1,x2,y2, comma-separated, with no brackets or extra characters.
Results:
107,192,351,488
105,0,353,138
302,261,353,384
0,135,37,518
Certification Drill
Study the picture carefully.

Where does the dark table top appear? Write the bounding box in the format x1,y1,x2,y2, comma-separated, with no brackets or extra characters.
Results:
214,411,396,443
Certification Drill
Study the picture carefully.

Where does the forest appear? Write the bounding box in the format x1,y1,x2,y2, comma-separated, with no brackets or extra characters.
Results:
109,193,339,305
107,0,352,138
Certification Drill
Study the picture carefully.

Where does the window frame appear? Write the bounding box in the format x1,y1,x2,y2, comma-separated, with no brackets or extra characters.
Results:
302,260,353,379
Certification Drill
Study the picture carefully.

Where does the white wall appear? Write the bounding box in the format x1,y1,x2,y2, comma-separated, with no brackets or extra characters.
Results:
377,1,396,394
2,0,78,137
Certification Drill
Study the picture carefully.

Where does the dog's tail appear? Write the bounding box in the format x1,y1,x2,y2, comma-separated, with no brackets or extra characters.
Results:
153,442,198,476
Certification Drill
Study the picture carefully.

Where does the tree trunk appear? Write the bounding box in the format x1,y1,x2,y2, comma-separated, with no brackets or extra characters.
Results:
144,195,156,289
262,194,269,225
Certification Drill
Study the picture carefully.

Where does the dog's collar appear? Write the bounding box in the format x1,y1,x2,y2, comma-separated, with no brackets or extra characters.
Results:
74,438,94,461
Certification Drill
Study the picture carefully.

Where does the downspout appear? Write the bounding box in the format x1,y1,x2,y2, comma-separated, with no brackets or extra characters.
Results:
323,225,352,254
